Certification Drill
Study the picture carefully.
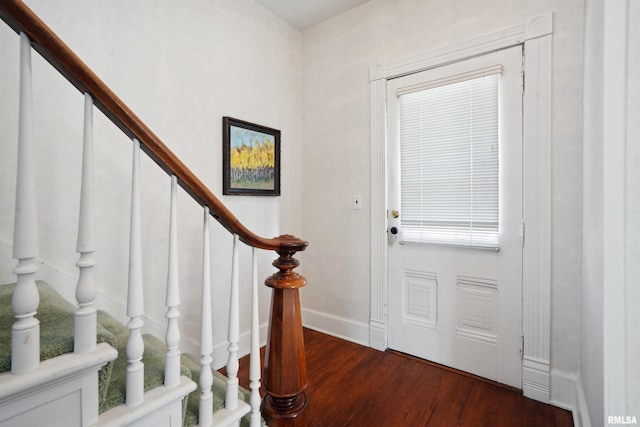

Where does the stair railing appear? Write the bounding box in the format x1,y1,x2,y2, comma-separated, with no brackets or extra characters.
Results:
0,1,309,426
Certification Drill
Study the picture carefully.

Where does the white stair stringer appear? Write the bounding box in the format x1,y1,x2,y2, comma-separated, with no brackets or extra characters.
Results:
210,400,251,427
95,375,197,427
0,343,118,427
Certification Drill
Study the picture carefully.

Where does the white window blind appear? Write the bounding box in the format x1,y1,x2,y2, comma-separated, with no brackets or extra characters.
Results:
398,69,501,249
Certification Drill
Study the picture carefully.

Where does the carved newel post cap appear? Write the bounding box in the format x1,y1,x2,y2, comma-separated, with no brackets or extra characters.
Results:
265,235,308,290
276,234,309,253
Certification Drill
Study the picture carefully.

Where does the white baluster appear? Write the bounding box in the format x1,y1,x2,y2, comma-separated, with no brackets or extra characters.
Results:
199,207,214,427
75,93,97,354
249,247,262,427
225,234,240,418
164,175,181,387
12,32,40,374
126,139,145,406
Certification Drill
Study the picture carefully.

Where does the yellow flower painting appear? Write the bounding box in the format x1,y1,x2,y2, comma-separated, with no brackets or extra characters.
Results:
223,117,280,196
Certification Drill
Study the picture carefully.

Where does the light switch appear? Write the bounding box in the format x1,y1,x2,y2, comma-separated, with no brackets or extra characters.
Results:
353,194,362,210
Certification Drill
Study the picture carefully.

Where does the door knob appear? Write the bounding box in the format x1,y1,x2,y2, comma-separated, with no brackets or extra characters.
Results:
390,226,398,235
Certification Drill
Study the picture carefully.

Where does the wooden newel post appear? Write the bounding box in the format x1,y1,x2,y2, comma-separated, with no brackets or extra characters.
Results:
262,235,309,427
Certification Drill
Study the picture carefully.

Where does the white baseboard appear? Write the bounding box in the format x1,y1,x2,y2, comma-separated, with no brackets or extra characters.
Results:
522,356,551,403
550,369,592,427
574,378,592,427
302,307,370,347
551,369,577,410
369,319,387,351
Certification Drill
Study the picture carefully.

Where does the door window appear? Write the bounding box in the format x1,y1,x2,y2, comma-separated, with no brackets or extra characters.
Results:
396,67,501,249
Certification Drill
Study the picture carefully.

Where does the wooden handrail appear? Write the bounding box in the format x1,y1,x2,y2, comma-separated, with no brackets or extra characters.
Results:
0,0,308,253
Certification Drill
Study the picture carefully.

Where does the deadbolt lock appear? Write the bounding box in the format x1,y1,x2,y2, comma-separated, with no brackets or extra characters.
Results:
391,210,400,219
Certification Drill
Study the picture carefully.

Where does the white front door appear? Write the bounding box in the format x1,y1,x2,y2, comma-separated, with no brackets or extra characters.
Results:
386,45,523,388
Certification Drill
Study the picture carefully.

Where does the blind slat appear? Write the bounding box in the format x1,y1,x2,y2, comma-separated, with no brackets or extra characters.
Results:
399,73,500,249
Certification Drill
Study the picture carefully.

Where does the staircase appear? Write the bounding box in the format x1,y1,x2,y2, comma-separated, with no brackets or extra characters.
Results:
0,1,309,426
0,281,252,426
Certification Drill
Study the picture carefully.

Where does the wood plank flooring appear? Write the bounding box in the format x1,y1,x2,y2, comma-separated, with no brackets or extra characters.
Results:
229,328,574,427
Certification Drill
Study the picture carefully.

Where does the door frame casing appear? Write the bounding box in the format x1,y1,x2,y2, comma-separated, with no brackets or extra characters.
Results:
368,13,553,402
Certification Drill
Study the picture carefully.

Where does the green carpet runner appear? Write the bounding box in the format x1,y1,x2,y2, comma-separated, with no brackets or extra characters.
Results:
0,281,255,426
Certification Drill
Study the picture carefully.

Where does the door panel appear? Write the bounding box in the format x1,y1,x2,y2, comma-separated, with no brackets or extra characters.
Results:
386,45,523,388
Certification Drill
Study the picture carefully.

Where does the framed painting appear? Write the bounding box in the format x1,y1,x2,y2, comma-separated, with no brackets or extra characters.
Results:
222,117,281,196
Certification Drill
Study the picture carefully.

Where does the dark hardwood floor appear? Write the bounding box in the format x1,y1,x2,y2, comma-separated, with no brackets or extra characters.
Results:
229,328,574,427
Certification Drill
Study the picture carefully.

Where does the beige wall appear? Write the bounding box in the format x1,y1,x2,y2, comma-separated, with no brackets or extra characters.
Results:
300,0,584,375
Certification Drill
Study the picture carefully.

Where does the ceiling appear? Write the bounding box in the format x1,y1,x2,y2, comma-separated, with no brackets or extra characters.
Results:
254,0,371,31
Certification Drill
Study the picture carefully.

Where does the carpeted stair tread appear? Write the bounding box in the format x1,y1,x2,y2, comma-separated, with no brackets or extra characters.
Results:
1,283,262,426
179,352,248,427
96,310,193,413
0,281,116,408
140,333,193,422
125,328,250,427
184,352,261,427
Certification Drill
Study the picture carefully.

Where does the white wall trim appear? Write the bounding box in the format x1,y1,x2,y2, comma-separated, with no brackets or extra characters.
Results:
522,357,551,403
549,369,592,427
602,0,629,420
303,307,370,347
550,368,577,411
369,318,386,351
521,28,553,403
370,13,553,82
369,12,553,401
369,75,389,351
575,377,593,427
